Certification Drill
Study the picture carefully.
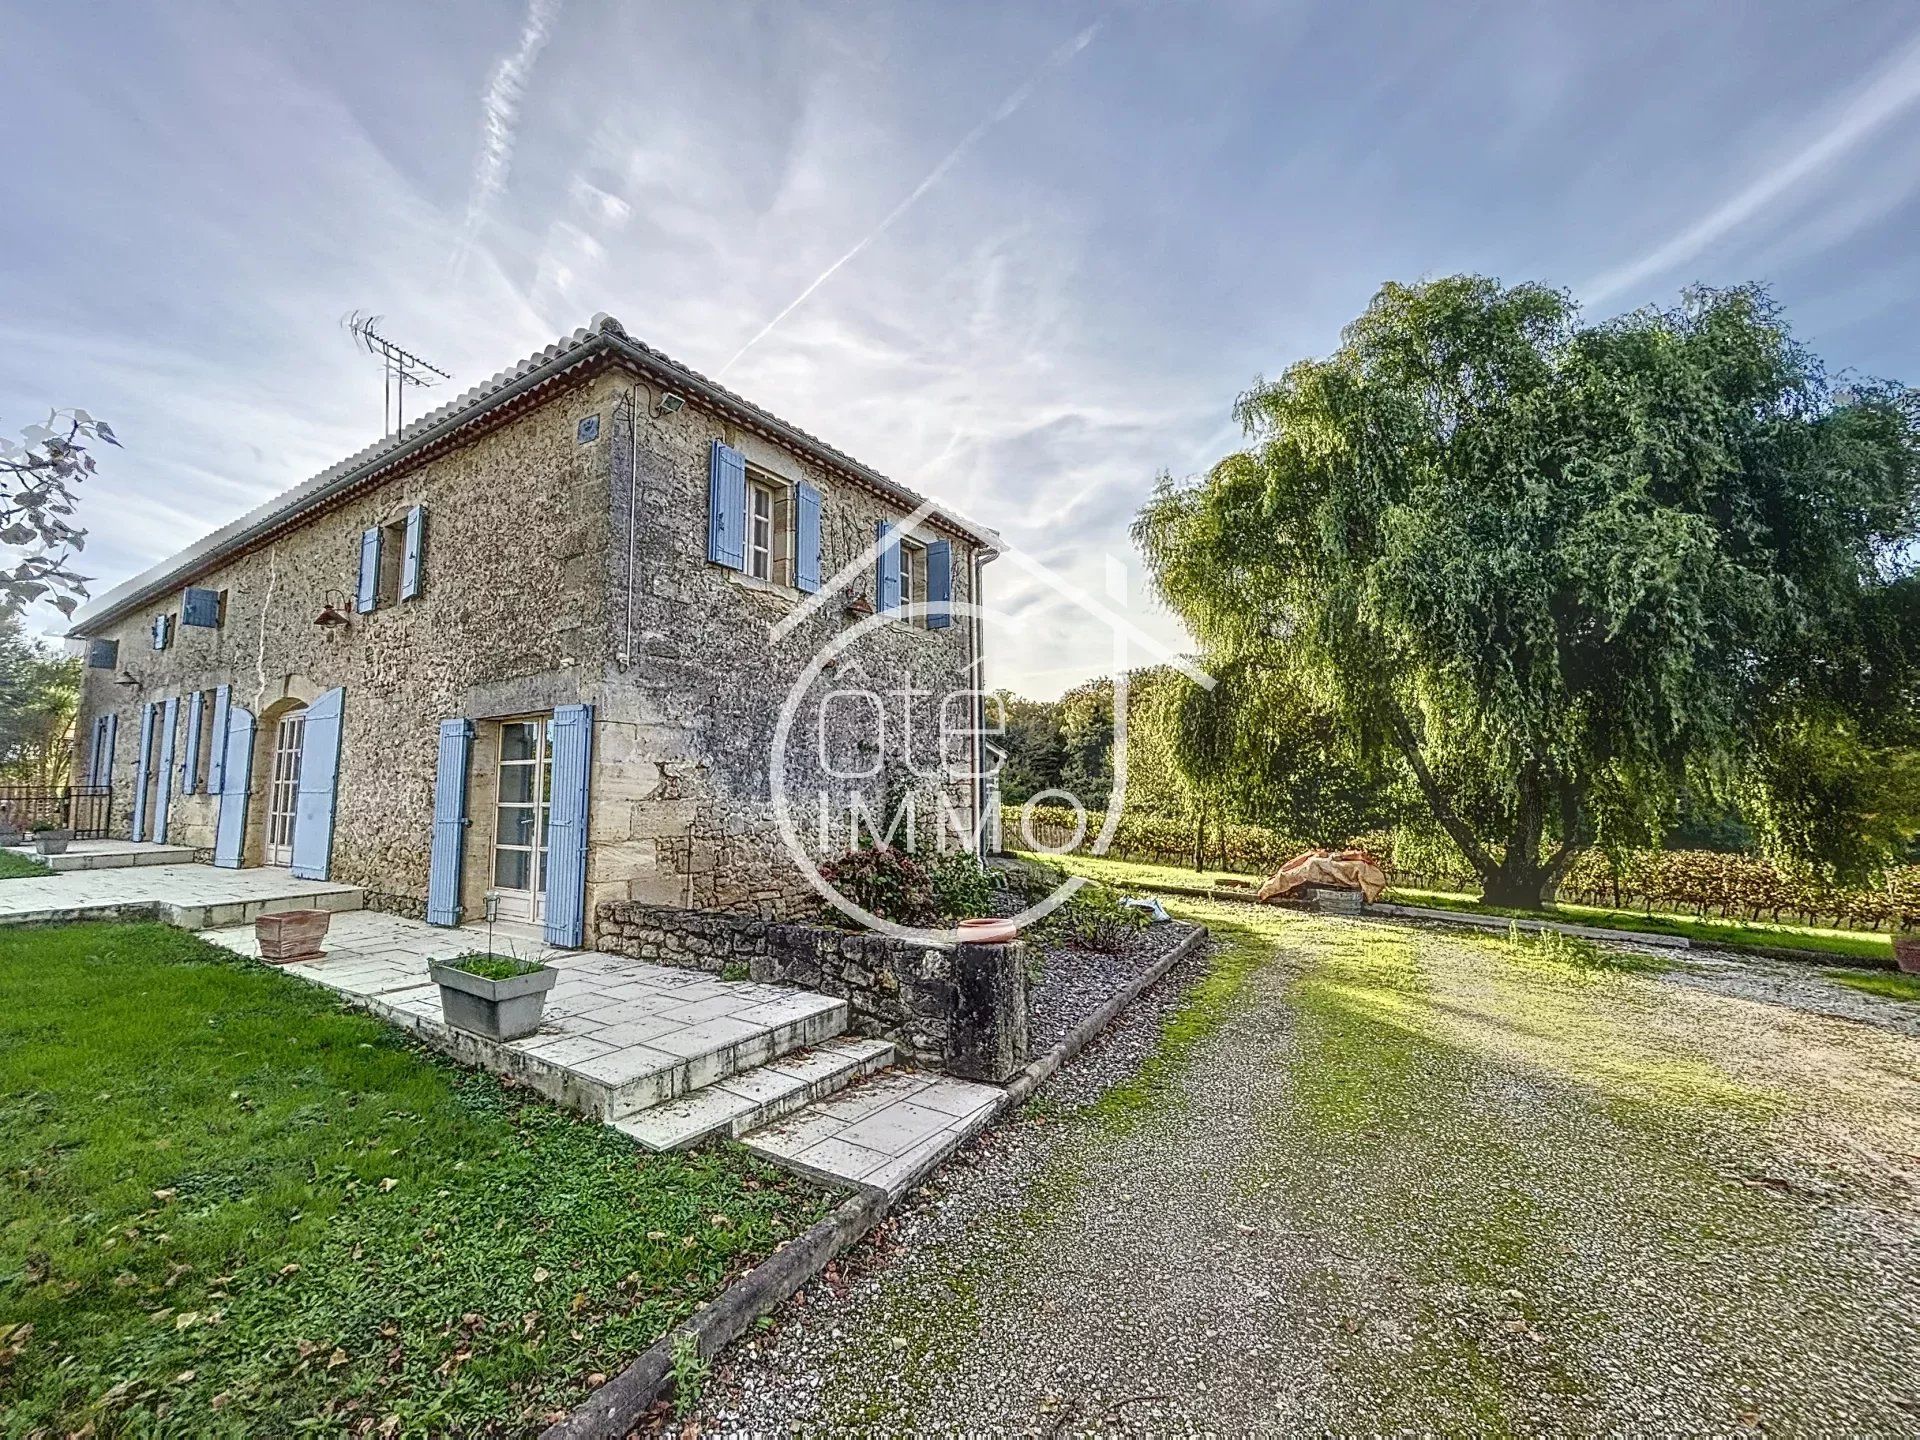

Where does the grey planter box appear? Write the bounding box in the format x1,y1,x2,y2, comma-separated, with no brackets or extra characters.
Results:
429,959,558,1040
33,830,72,856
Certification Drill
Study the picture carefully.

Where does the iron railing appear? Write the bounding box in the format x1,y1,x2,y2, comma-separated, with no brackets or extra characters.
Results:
0,784,114,840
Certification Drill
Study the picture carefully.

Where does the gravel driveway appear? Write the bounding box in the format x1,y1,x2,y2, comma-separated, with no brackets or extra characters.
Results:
695,903,1920,1434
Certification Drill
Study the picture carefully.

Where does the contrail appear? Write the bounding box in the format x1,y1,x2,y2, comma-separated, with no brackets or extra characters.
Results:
716,18,1106,377
452,0,564,273
1581,29,1920,309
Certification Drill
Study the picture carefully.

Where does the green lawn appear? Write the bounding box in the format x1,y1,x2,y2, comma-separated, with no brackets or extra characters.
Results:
0,924,831,1436
1828,967,1920,1003
1022,851,1899,965
0,851,51,880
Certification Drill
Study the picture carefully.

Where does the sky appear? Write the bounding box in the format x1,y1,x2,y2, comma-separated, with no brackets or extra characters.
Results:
5,0,1920,698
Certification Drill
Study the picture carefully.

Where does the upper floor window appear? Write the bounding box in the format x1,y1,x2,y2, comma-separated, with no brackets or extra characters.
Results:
356,505,427,613
709,440,820,592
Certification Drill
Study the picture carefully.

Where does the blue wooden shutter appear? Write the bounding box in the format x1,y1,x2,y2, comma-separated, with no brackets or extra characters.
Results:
207,685,231,795
543,704,594,948
130,702,155,841
356,527,381,613
875,522,902,613
400,505,426,600
794,482,823,593
213,703,255,868
426,718,473,926
925,539,953,629
152,697,179,841
181,691,204,794
182,587,220,627
290,687,346,880
91,712,117,787
707,440,747,569
151,615,168,650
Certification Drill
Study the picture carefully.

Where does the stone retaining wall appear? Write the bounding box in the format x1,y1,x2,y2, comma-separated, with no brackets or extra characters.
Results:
594,899,1027,1080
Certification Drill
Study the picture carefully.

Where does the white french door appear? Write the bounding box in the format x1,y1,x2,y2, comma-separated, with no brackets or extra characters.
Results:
492,717,553,923
265,711,305,867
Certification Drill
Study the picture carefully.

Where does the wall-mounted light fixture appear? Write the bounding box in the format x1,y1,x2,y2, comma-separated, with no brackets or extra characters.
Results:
653,392,686,418
315,589,353,629
112,669,141,690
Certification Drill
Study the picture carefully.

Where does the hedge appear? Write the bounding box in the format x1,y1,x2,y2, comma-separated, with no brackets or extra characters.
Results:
1004,804,1920,934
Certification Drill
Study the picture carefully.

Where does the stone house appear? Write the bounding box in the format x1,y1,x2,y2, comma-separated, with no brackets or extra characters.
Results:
68,315,999,947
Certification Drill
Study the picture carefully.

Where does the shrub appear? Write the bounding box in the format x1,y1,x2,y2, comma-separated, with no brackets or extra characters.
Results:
997,854,1149,952
926,849,995,920
818,846,937,926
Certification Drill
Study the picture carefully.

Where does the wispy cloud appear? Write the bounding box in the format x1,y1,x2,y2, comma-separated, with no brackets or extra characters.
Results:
1580,28,1920,308
715,17,1106,377
451,0,564,274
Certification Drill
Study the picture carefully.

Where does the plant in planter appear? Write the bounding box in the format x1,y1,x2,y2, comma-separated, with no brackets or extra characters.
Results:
28,821,72,856
429,952,558,1041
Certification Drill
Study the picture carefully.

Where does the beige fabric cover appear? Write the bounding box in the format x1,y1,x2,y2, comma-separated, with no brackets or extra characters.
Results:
1255,848,1388,904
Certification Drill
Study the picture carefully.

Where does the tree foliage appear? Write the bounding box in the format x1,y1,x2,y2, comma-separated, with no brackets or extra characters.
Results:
0,610,80,787
1136,277,1920,905
1,409,115,617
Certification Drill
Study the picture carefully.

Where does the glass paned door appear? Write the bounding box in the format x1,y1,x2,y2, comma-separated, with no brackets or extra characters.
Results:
266,712,305,866
493,718,553,922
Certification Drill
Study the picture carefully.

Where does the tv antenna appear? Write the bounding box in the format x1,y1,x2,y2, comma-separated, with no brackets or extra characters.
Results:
343,311,451,436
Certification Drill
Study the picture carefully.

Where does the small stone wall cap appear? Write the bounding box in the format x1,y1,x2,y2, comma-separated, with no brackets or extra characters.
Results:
955,917,1020,945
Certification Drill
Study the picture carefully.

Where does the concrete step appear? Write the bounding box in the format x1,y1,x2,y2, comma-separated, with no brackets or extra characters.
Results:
50,844,197,872
613,1036,897,1152
739,1068,1003,1197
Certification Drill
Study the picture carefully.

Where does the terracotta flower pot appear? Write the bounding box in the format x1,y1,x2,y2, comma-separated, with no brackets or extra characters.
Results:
1893,935,1920,975
955,917,1020,945
257,908,331,964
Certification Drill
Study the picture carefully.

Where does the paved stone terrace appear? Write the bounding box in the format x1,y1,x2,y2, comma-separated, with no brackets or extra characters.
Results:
3,840,198,873
200,910,848,1120
0,860,361,929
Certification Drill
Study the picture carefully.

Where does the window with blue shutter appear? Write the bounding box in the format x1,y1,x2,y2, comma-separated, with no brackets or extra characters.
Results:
130,702,156,841
289,687,346,880
426,718,473,926
543,704,594,948
151,696,178,842
182,587,221,627
875,522,902,613
356,527,381,613
151,614,172,650
708,440,747,570
212,702,255,868
400,505,426,600
181,690,204,794
794,482,823,593
86,638,118,670
926,539,953,629
207,685,231,795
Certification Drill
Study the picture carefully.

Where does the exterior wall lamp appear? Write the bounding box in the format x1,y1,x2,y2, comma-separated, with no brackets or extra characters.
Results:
315,590,353,629
653,392,685,418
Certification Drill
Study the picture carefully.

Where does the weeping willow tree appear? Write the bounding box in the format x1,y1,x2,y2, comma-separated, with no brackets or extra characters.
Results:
1136,277,1920,907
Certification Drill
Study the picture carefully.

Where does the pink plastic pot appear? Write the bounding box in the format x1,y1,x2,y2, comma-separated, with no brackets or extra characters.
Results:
955,917,1020,945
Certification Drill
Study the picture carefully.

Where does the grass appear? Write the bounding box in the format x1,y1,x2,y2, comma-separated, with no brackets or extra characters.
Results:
0,851,51,880
1828,967,1920,1003
1018,851,1897,965
441,952,547,981
0,923,832,1436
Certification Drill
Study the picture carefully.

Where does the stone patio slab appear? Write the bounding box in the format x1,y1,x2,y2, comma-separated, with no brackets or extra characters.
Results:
0,861,362,929
741,1070,1003,1196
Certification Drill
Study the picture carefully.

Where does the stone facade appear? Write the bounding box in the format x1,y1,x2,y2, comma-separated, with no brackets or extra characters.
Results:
70,324,992,929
